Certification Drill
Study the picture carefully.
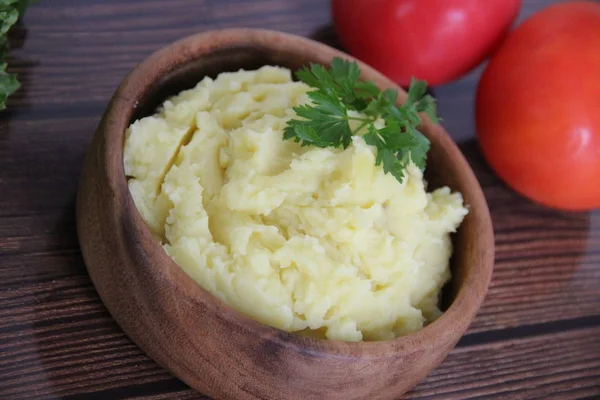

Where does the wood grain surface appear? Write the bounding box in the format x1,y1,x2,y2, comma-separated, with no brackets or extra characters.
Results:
1,0,599,399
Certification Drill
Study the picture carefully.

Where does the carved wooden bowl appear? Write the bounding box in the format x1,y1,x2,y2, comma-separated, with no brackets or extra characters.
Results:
76,28,494,400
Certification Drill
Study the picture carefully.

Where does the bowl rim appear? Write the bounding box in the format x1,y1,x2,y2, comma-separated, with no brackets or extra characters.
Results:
99,27,494,357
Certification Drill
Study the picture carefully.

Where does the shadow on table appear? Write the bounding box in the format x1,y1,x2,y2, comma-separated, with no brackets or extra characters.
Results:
309,24,345,51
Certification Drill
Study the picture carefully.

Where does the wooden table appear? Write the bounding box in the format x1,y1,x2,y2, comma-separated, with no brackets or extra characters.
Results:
1,1,599,399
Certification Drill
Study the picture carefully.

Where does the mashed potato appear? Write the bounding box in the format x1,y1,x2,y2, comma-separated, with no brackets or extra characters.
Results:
123,66,468,342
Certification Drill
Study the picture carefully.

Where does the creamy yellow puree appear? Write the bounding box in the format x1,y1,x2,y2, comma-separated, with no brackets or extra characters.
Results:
123,66,468,342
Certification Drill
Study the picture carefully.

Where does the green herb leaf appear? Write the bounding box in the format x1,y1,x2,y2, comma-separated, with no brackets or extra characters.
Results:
381,147,407,183
283,123,330,148
0,9,18,36
0,0,34,110
0,68,19,110
293,89,353,149
415,94,439,124
405,77,427,106
406,127,430,171
330,57,360,97
284,58,438,183
354,80,380,99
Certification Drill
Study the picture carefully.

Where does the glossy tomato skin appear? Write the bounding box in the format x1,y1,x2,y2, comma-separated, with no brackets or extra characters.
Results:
476,1,600,211
332,0,521,86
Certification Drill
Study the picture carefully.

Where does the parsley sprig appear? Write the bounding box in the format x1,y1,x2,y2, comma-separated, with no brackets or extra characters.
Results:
284,58,438,183
0,0,33,110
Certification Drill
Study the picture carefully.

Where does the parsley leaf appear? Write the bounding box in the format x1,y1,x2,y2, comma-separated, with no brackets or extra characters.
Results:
285,89,353,149
0,0,34,110
284,58,438,184
283,123,330,148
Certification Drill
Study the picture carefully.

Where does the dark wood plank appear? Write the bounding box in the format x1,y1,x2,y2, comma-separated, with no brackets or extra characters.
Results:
5,0,331,116
3,320,599,399
460,142,600,333
1,0,599,399
402,326,600,400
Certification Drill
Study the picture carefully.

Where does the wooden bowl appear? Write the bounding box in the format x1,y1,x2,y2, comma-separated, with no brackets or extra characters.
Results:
76,28,494,400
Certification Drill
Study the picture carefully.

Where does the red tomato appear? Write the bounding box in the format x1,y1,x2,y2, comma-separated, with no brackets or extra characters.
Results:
476,1,600,211
332,0,521,86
